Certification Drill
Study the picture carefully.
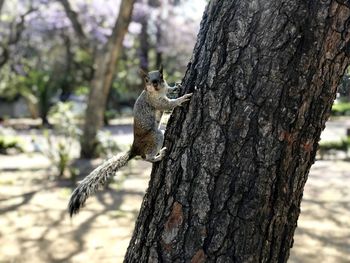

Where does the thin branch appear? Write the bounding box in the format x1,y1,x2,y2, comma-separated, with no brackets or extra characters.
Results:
9,7,37,44
58,0,89,49
0,6,37,69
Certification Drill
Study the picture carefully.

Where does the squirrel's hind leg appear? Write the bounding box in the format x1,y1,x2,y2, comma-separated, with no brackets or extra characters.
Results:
144,130,166,162
145,147,167,162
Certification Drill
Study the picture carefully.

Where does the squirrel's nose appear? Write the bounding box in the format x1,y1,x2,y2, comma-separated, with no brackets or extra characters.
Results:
152,82,158,87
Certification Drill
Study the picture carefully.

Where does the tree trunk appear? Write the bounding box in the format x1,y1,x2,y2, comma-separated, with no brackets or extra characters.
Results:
155,21,162,68
80,0,135,158
125,0,350,262
60,33,74,101
139,18,149,71
0,0,4,15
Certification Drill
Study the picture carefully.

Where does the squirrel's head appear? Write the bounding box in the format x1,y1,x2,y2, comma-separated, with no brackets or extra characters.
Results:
140,65,165,93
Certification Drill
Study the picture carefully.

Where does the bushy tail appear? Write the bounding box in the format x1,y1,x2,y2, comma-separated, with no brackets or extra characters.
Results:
68,151,133,217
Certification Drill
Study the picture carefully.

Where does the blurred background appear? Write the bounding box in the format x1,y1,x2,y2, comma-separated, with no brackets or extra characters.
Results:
0,0,349,262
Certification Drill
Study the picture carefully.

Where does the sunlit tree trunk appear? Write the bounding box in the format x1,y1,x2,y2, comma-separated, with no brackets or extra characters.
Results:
80,0,135,158
125,0,350,262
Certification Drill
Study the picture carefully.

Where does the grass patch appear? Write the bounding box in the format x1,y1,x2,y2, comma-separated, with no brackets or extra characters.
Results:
0,135,23,154
318,137,350,159
331,102,350,116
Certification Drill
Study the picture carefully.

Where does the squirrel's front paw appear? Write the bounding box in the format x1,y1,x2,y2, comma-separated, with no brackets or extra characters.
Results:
157,147,167,161
175,93,193,107
181,93,193,103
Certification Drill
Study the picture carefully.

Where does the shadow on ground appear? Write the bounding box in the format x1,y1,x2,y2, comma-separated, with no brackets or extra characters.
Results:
0,155,151,263
1,155,349,262
289,160,350,263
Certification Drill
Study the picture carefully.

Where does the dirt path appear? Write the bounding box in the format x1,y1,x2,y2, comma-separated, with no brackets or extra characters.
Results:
290,161,350,263
1,155,349,263
0,153,152,263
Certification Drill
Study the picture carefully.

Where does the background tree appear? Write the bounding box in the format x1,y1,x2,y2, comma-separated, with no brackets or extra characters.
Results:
80,0,135,158
125,0,350,262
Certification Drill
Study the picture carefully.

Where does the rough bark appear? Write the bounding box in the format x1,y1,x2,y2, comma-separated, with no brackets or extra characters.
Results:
125,0,350,262
81,0,135,158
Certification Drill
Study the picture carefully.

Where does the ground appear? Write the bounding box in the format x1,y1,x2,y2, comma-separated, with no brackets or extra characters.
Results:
0,119,349,263
290,161,350,263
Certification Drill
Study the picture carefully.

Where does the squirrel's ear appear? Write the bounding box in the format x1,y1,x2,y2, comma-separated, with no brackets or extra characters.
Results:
139,69,149,82
159,64,163,76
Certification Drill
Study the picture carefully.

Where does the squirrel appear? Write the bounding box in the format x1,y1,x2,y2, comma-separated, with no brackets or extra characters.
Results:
68,65,193,217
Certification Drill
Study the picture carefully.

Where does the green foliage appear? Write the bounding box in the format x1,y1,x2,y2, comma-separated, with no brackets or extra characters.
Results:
0,65,36,104
41,102,80,178
331,102,350,116
318,137,350,159
319,139,349,151
111,49,142,97
0,127,24,154
39,102,120,177
95,130,121,158
75,49,93,66
104,109,118,123
0,63,60,123
0,135,23,154
75,85,90,96
48,102,82,138
20,69,56,120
